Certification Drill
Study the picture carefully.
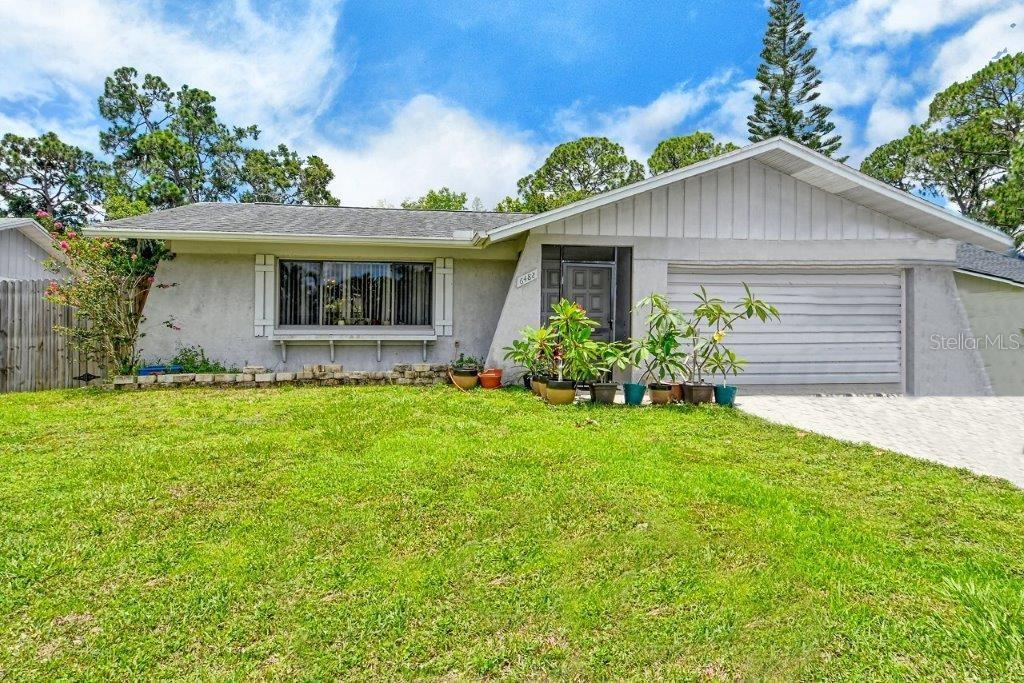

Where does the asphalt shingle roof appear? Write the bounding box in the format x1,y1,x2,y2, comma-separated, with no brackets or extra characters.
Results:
957,242,1024,285
91,202,534,240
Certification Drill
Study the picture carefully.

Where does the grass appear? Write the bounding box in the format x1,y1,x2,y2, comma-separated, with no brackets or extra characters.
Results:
1,385,1023,680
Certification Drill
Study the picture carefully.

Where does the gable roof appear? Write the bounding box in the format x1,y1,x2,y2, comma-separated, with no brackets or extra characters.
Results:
85,202,534,246
485,137,1013,252
956,243,1024,286
0,217,61,257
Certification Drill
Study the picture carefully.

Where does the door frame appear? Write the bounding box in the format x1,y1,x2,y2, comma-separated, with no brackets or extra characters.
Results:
560,260,617,341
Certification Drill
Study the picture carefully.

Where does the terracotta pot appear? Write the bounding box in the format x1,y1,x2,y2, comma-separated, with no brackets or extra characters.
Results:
668,382,684,403
684,382,714,405
533,376,549,400
649,382,672,405
451,368,479,390
589,382,618,405
479,368,503,389
545,379,577,405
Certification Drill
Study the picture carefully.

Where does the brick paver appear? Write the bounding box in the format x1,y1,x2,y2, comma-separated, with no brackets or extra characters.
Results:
739,395,1024,487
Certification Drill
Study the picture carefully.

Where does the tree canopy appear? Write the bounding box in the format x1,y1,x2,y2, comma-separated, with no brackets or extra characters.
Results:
860,52,1024,246
98,67,338,211
748,0,844,159
647,132,739,175
401,187,468,211
0,132,106,225
497,136,645,213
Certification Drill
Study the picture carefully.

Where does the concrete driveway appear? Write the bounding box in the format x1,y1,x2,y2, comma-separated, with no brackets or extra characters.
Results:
738,395,1024,487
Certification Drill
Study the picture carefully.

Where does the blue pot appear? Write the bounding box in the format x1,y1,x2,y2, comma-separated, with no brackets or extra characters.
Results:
714,384,738,407
139,364,183,376
623,382,647,406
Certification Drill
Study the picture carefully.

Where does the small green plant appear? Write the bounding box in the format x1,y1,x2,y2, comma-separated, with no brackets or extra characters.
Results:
503,326,553,377
595,341,631,382
451,353,483,371
547,299,604,382
628,293,688,385
684,284,779,384
705,347,747,385
166,344,237,374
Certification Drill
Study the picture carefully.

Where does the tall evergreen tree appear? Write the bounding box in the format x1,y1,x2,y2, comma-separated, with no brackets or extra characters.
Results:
747,0,844,159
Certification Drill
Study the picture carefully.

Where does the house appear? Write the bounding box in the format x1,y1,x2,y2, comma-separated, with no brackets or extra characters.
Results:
0,217,58,281
85,137,1021,395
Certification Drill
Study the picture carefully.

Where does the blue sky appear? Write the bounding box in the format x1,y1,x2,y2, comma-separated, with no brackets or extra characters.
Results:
1,0,1022,206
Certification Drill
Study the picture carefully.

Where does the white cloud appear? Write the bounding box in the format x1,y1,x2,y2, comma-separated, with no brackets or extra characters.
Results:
815,0,1012,47
0,0,342,146
317,95,542,207
932,5,1024,85
553,73,746,162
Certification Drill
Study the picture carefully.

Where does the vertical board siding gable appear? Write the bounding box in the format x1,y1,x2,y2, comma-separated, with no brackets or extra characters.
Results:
529,161,931,242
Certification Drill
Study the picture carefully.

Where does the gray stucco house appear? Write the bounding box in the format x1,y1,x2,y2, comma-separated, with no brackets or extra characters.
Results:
86,137,1024,395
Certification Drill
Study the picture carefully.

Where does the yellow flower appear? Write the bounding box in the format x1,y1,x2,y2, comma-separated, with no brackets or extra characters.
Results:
712,330,727,343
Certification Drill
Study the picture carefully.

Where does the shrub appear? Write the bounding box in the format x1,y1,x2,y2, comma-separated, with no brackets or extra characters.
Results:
166,344,238,374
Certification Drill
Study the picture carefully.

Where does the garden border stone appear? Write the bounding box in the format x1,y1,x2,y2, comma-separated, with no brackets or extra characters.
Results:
107,364,452,391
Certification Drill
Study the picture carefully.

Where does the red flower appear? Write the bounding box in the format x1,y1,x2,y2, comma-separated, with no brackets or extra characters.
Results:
35,209,49,218
66,230,75,238
146,276,156,285
54,221,64,230
59,240,70,251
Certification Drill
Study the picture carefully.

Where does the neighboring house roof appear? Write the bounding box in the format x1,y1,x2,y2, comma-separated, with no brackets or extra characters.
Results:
86,202,534,246
956,243,1024,286
485,137,1014,252
0,217,61,257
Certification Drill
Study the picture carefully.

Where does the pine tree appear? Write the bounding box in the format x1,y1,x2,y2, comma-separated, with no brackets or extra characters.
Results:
747,0,845,160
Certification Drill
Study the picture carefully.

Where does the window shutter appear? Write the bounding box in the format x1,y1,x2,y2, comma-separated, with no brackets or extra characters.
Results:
254,255,275,337
433,257,454,336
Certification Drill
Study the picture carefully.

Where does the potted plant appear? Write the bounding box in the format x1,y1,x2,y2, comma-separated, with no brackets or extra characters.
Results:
705,347,746,407
478,367,503,389
682,283,779,405
449,353,482,390
628,293,687,405
502,336,535,390
544,299,603,405
589,341,629,404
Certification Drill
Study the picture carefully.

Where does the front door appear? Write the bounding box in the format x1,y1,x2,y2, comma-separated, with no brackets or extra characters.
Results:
562,263,614,341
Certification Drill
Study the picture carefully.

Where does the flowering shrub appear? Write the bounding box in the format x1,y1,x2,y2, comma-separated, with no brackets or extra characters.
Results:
38,211,174,375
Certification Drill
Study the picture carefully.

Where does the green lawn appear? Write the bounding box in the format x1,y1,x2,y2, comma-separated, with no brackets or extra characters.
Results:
1,386,1022,680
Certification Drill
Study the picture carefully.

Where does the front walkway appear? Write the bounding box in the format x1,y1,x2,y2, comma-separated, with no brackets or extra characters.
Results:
738,395,1024,487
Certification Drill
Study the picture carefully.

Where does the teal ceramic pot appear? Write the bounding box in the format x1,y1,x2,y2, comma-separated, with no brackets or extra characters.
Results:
623,382,647,406
714,384,738,407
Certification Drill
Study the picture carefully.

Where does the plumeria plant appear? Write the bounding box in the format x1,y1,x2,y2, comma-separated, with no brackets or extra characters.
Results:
628,293,688,385
38,210,176,375
546,299,604,383
684,283,780,384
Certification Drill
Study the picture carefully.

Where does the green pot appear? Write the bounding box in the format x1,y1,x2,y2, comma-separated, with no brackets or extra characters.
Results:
714,384,738,407
623,382,646,406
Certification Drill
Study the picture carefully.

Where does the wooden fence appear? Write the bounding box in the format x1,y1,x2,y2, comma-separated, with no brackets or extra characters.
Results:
0,279,99,393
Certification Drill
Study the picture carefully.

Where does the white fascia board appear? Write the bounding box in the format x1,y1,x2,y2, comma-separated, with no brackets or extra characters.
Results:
485,137,1014,251
82,227,481,249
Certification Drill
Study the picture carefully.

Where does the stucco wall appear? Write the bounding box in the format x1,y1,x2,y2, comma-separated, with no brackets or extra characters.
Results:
905,266,992,396
486,233,997,395
140,253,513,371
953,272,1024,395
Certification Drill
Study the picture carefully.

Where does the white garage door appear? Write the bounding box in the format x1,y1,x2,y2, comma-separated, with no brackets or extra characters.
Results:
667,269,903,387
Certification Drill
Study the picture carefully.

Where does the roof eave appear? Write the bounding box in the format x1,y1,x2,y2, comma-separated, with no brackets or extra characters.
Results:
83,226,482,248
486,137,1014,251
